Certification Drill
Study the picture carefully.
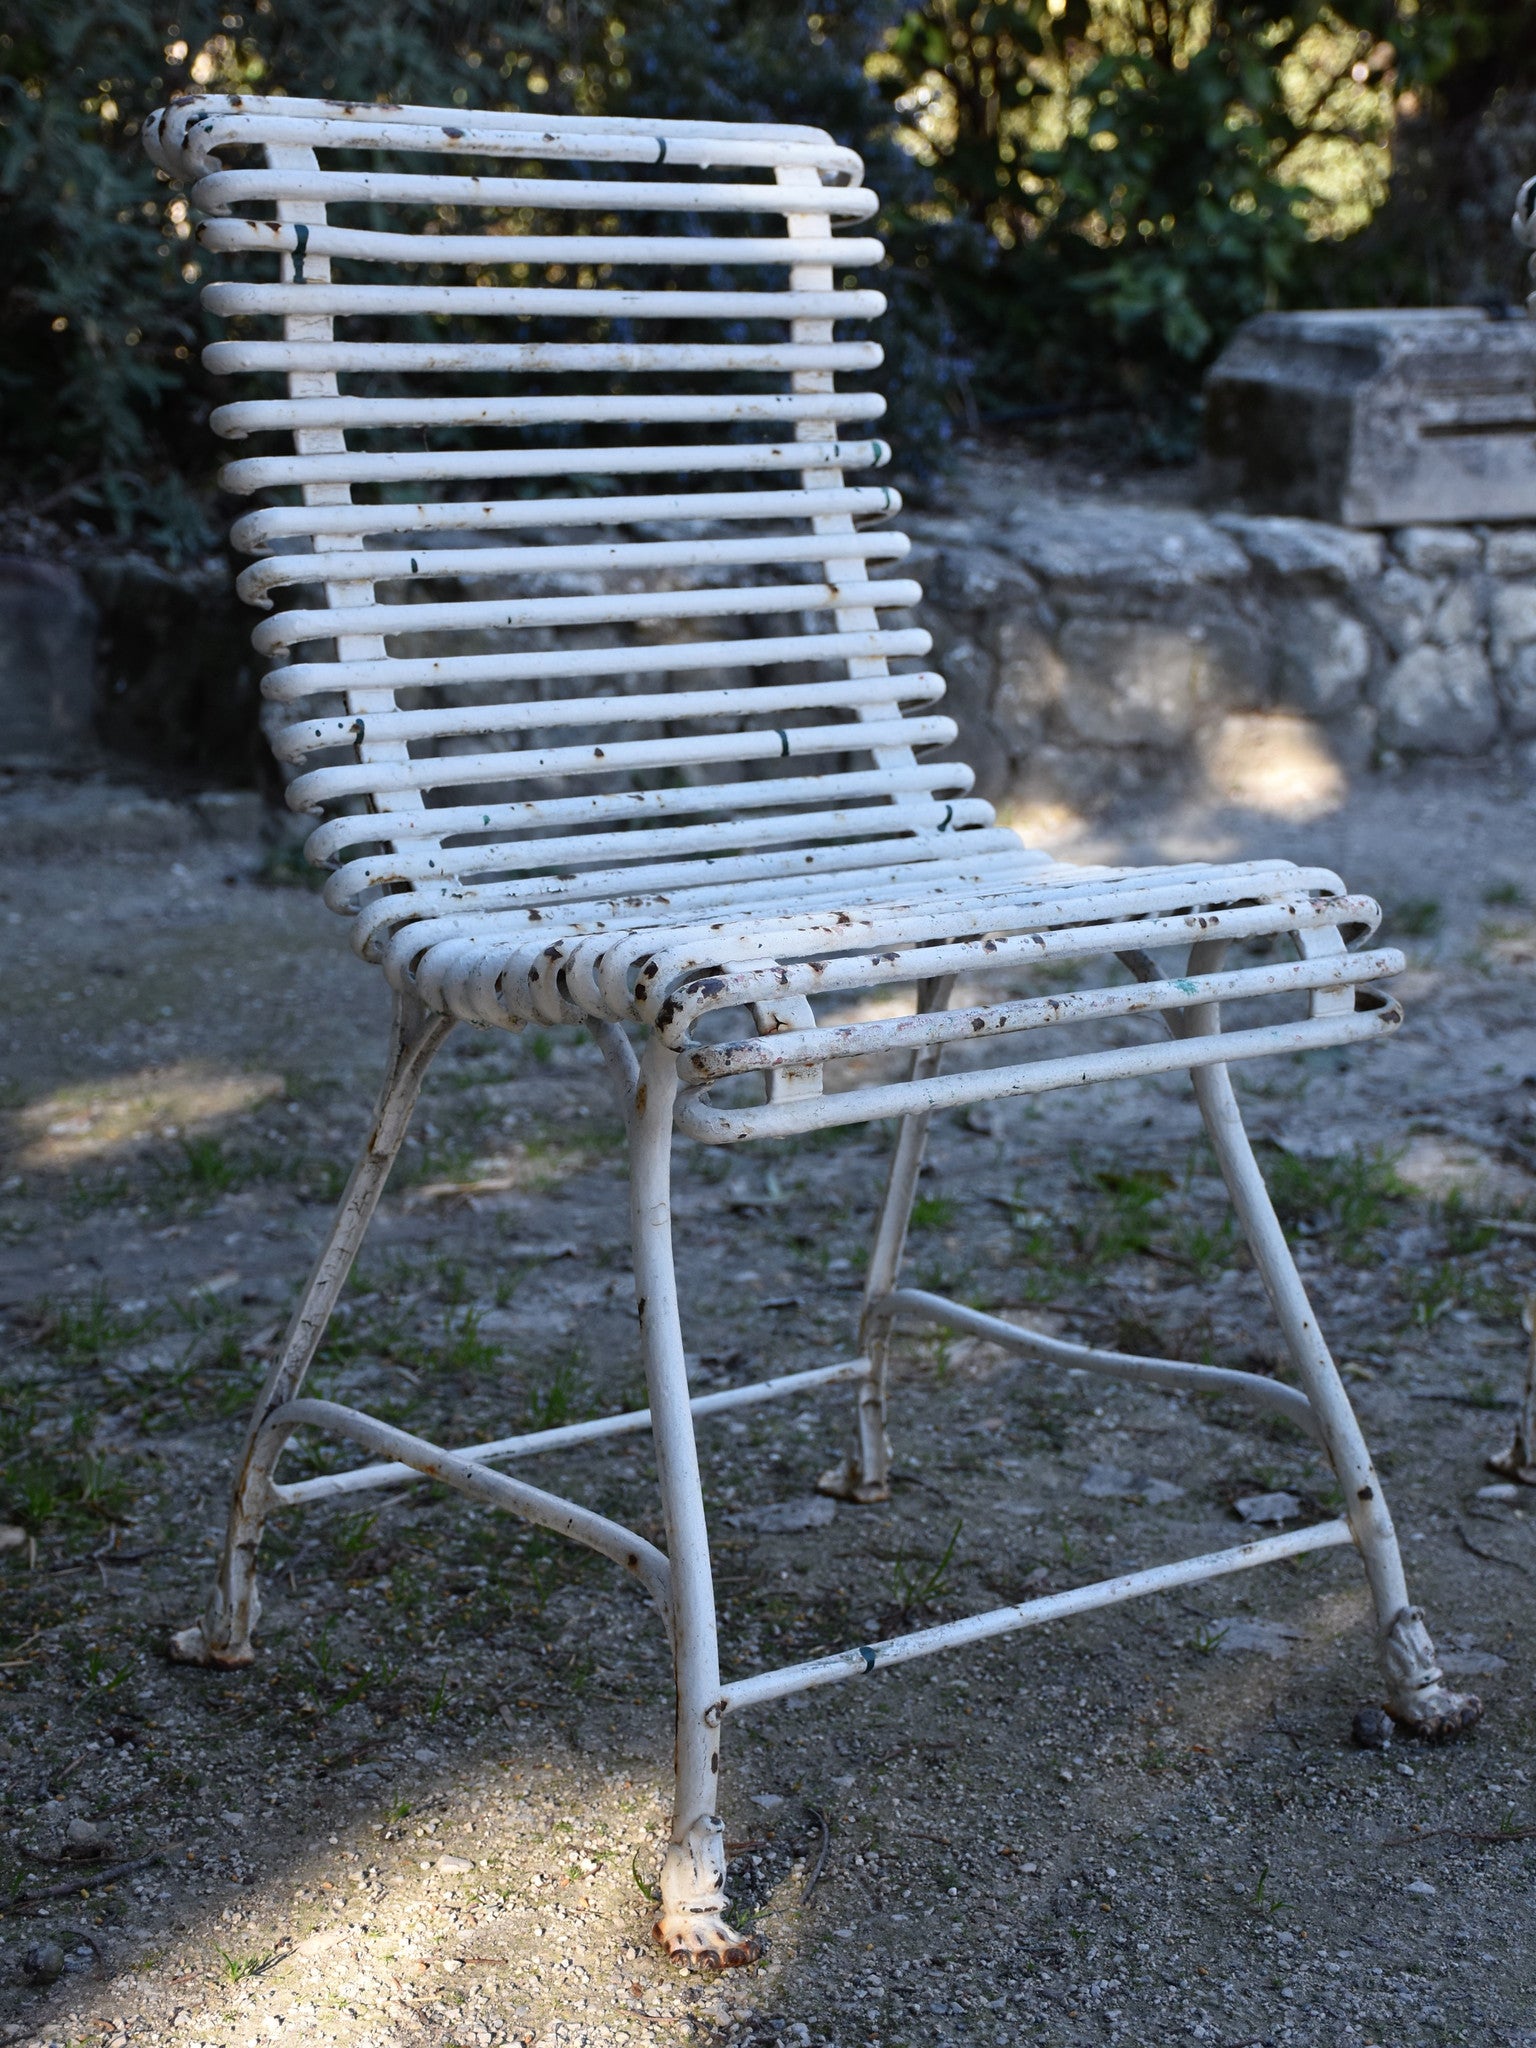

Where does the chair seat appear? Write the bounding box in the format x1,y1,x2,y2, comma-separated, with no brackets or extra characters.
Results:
379,837,1402,1143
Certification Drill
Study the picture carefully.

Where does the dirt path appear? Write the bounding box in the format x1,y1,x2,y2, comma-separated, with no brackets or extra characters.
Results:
1,765,1534,2048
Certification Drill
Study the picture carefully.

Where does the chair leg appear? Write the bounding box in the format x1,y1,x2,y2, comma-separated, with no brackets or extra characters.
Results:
1487,1300,1536,1485
1193,1062,1483,1740
629,1036,760,1968
169,989,454,1668
821,977,954,1505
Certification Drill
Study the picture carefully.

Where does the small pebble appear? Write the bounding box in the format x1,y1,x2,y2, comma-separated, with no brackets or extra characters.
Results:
1234,1491,1302,1525
1352,1705,1393,1750
21,1942,64,1987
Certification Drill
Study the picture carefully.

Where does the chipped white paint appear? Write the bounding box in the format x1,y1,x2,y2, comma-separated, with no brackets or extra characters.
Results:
148,94,1482,1970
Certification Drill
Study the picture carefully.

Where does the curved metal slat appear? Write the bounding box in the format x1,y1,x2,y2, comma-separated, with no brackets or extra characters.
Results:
212,390,887,444
230,483,902,554
191,167,880,218
204,341,882,377
261,626,931,706
252,573,923,655
305,760,977,860
219,435,891,496
202,281,885,321
241,527,909,606
200,220,886,267
285,711,957,810
272,668,938,760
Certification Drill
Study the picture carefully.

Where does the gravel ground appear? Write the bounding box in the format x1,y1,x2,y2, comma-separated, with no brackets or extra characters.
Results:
1,762,1535,2048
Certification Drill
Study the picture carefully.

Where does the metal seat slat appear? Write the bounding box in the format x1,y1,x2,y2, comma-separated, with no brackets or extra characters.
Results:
202,282,885,321
272,668,937,758
219,434,890,495
305,760,976,863
252,574,923,656
191,167,880,217
261,626,930,705
231,484,901,553
205,340,882,377
212,391,888,444
285,711,956,810
200,220,886,267
241,527,909,607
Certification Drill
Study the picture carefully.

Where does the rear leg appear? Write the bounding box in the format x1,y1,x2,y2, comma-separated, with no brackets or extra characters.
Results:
169,990,453,1667
820,978,952,1505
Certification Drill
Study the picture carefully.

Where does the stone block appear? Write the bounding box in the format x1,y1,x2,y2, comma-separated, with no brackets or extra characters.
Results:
1361,567,1440,658
993,616,1065,725
1427,577,1484,648
1394,526,1482,574
1274,597,1372,714
1004,505,1247,596
1486,529,1536,576
1204,309,1536,526
1499,643,1536,737
1056,617,1225,746
1376,644,1499,754
1212,515,1383,585
1491,583,1536,666
0,556,98,767
925,544,1040,614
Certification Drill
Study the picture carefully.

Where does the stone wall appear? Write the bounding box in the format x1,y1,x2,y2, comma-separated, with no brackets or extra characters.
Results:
0,545,266,790
3,494,1534,803
902,499,1536,808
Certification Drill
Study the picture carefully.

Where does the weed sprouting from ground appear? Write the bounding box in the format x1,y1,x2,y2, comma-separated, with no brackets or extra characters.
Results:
1263,1146,1408,1262
889,1518,962,1617
1385,898,1442,941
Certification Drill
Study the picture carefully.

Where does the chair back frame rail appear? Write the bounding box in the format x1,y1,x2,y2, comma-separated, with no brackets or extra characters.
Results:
144,92,1483,1970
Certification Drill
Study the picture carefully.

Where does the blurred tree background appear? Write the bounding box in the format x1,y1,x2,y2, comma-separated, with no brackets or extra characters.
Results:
2,0,1534,556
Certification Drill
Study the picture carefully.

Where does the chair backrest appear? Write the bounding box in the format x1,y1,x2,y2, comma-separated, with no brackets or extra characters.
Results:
146,96,1002,961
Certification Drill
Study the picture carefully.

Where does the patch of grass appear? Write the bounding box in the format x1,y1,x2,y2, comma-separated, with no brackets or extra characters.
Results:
1264,1145,1408,1261
909,1194,955,1230
1439,1190,1499,1257
435,1304,499,1376
332,1511,379,1562
1398,1261,1519,1330
1483,880,1526,908
1168,1211,1238,1281
255,839,325,892
890,1518,962,1617
217,1947,277,1983
1073,1165,1173,1266
1384,897,1441,940
524,1356,590,1432
35,1289,152,1367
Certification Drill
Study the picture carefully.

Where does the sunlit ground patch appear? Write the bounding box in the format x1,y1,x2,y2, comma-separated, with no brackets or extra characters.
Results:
9,1063,286,1170
1201,713,1347,821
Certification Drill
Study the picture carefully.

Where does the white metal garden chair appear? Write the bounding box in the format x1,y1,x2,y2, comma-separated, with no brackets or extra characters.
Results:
146,93,1481,1968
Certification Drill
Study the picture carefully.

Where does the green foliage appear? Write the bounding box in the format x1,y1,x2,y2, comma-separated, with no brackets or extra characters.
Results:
1,0,1526,537
1264,1143,1408,1259
0,0,605,545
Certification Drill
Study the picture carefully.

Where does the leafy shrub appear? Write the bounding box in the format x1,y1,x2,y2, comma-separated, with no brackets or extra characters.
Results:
0,0,1528,544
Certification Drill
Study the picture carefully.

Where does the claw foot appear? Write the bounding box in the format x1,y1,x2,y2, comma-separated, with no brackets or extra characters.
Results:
816,1459,889,1505
1378,1604,1484,1742
653,1813,760,1970
1485,1444,1536,1486
652,1908,763,1970
168,1622,254,1668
